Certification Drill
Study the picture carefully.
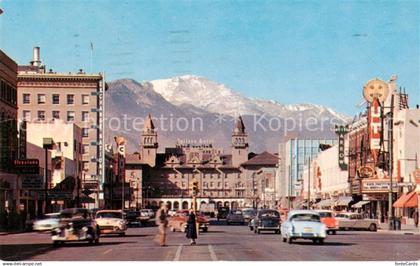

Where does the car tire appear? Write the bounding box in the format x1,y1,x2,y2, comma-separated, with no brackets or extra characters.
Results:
249,227,253,231
282,237,286,242
369,224,377,232
53,241,61,247
119,232,125,237
257,230,261,234
275,230,280,234
254,229,257,234
287,236,293,244
312,239,318,244
170,226,176,232
203,227,208,232
318,238,324,245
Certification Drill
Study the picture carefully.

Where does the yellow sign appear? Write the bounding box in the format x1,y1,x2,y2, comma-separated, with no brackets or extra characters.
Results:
363,79,389,103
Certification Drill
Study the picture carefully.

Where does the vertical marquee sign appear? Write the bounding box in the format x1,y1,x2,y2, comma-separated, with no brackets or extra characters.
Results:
334,125,349,170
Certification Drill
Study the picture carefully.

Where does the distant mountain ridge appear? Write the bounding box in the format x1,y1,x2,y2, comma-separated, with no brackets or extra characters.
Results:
105,76,350,154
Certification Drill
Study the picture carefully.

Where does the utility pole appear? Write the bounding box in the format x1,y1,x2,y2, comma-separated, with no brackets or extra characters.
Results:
388,95,394,230
307,157,311,210
288,165,291,210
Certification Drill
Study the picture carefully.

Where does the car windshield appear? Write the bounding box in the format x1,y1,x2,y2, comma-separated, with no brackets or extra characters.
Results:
259,211,279,218
60,210,89,219
96,212,123,219
335,214,349,218
290,213,320,222
318,212,332,218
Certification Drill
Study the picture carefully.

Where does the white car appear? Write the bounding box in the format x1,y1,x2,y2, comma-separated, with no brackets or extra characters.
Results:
281,210,327,244
335,212,379,231
33,213,60,231
95,210,127,236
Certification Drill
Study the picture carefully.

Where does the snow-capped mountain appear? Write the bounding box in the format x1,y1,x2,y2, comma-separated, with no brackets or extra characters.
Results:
148,75,349,122
106,76,350,153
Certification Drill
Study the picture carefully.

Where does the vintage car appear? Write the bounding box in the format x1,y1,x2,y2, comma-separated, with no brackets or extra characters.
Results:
281,210,327,244
140,209,155,219
216,207,230,221
253,209,281,234
168,210,209,232
314,210,339,235
242,208,257,223
33,212,60,232
95,210,127,236
51,208,100,246
227,209,245,225
335,212,379,231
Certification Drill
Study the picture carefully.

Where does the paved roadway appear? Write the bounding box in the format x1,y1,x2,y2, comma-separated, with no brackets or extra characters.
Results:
1,221,419,261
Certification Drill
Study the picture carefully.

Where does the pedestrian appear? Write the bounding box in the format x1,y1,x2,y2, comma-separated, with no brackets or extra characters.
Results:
186,209,197,245
414,210,419,228
155,203,169,247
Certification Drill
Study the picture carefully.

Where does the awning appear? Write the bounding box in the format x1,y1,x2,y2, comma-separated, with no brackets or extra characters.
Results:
393,191,418,208
80,195,95,204
317,199,335,208
352,201,370,208
336,196,353,206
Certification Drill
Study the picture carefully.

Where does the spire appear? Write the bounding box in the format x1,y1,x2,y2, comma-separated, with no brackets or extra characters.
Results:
144,114,155,132
233,116,245,134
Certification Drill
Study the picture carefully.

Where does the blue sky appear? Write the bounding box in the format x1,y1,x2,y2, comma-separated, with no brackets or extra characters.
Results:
0,0,418,115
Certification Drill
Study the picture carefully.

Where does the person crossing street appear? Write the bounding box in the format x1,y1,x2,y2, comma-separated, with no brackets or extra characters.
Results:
155,203,169,247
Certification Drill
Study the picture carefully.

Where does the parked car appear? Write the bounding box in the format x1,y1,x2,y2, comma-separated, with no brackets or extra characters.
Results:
227,209,245,225
124,210,142,227
314,210,339,235
242,208,257,223
281,210,327,244
140,209,155,219
216,207,229,221
51,208,100,246
168,210,209,232
168,209,177,217
335,212,379,231
253,209,281,234
95,210,127,236
33,213,60,232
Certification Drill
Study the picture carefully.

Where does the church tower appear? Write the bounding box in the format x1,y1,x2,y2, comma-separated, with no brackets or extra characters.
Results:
140,114,158,167
231,116,248,167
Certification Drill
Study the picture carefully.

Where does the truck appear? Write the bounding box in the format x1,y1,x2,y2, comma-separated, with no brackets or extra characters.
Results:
200,203,216,218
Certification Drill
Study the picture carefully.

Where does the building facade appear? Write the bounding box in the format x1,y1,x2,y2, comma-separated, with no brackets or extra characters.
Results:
17,47,105,208
0,49,18,214
278,138,337,209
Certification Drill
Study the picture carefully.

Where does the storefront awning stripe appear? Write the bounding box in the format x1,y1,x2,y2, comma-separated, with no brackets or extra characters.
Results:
352,201,370,208
393,191,418,208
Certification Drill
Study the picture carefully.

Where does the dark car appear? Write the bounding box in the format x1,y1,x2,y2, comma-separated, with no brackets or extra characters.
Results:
253,209,281,234
217,207,230,221
242,208,257,223
226,210,245,225
125,211,142,227
51,208,100,246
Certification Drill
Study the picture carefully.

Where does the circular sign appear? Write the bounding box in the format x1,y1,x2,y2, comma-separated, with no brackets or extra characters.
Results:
363,79,389,103
358,166,375,178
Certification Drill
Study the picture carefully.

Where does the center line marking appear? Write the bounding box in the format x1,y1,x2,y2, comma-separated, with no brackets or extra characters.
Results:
208,244,218,261
173,244,183,261
103,249,113,255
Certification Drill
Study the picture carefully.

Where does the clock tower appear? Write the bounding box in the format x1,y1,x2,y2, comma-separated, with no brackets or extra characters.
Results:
231,116,248,167
140,114,158,167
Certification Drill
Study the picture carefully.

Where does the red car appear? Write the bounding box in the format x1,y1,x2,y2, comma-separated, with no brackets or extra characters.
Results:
314,210,339,235
168,210,209,232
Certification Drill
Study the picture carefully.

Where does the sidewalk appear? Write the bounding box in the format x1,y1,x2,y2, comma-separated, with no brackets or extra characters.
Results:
378,223,420,235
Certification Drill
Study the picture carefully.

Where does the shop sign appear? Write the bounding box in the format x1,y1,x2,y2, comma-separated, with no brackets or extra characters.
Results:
368,98,382,164
334,125,349,170
361,179,398,193
21,175,43,190
351,181,360,194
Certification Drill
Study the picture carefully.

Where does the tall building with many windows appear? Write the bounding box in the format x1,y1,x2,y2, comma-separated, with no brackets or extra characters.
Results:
278,138,337,208
17,47,105,207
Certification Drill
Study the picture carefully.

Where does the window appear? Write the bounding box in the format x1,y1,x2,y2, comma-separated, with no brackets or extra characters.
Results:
82,161,89,171
22,110,30,121
37,111,45,121
82,94,89,105
67,94,74,105
52,111,60,120
67,111,75,122
37,94,46,104
82,128,89,137
81,111,89,122
82,144,89,154
23,93,30,104
52,94,60,104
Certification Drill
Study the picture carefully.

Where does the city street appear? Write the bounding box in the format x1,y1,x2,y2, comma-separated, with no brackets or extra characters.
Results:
1,221,419,261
